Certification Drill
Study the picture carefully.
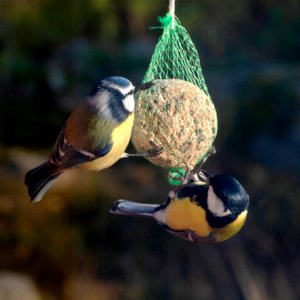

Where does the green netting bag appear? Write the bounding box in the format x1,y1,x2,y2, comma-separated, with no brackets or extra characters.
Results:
131,9,218,185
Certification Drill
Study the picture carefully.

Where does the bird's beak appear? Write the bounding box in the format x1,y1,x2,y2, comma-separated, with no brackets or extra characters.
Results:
110,199,160,218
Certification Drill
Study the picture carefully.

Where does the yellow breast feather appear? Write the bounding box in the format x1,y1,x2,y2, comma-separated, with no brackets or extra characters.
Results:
214,211,248,242
165,197,212,237
82,114,134,171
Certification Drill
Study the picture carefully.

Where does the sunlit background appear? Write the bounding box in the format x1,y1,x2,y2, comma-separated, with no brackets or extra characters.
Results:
0,0,299,299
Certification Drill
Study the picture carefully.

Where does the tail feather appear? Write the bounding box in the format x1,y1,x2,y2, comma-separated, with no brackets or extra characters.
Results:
25,162,61,202
110,199,160,217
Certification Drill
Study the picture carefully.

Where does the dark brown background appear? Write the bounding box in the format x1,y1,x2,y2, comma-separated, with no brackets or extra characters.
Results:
0,0,299,299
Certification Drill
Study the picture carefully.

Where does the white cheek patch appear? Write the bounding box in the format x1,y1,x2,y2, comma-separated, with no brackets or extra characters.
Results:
122,95,135,113
207,186,232,217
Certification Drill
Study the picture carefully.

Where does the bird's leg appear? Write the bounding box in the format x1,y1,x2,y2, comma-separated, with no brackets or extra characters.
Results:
167,147,216,205
181,165,191,185
121,145,163,159
188,145,216,183
170,146,216,185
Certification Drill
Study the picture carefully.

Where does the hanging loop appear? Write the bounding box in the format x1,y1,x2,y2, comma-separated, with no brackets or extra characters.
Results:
169,0,176,29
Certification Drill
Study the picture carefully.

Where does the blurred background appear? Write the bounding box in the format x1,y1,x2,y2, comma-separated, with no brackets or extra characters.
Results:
0,0,299,299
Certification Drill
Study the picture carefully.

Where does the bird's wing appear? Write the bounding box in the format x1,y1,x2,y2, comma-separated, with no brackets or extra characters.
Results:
48,124,112,172
176,183,209,208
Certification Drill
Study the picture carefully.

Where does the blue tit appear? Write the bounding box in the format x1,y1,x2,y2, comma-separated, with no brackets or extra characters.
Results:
25,76,159,202
110,173,250,243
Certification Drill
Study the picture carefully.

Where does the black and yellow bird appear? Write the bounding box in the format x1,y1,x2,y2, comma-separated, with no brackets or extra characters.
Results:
25,76,159,202
111,173,249,243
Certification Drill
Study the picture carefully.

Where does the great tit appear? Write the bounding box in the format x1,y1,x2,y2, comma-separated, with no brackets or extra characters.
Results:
110,173,249,243
25,76,160,202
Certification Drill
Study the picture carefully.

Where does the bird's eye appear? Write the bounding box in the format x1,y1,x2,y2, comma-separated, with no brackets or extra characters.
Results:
125,89,134,97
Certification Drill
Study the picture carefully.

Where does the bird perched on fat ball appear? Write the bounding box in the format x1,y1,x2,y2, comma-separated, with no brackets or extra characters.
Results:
25,76,161,202
111,171,249,243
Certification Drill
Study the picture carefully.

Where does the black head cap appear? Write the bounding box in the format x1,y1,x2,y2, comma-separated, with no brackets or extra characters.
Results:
210,174,249,215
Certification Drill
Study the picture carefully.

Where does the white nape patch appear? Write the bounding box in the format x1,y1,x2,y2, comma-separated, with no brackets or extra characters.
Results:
207,186,232,217
122,94,135,113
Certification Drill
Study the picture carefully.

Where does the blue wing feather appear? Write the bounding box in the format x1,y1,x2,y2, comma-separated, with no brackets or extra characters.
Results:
49,124,112,171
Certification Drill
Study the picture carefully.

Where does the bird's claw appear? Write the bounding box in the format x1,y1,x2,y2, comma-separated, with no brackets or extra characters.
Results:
122,145,163,159
167,145,216,186
145,146,164,158
188,145,216,182
121,153,129,158
135,81,155,94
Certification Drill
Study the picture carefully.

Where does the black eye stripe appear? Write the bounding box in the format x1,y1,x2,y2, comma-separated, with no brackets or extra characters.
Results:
103,86,134,98
125,88,135,97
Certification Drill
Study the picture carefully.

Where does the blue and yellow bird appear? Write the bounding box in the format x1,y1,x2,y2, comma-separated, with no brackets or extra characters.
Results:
111,172,249,243
25,76,158,202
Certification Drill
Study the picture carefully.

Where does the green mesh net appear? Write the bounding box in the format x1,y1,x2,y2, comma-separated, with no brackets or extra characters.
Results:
143,13,209,96
133,13,218,185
